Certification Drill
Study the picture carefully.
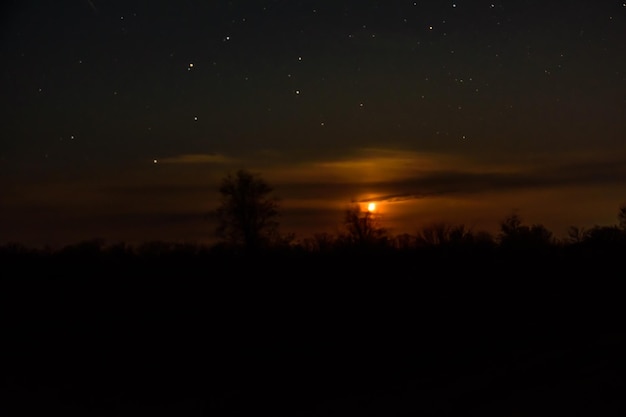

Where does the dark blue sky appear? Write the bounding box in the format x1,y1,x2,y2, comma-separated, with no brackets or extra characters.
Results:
1,1,625,248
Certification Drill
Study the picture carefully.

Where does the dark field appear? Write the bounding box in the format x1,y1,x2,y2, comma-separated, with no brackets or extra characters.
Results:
2,244,625,416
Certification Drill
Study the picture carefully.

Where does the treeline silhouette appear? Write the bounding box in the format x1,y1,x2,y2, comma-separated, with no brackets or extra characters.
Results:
2,208,625,278
3,168,625,275
2,172,625,416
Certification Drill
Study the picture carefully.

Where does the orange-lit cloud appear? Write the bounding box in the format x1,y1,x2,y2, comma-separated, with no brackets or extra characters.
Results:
264,146,626,201
264,148,470,184
3,145,625,248
249,146,626,239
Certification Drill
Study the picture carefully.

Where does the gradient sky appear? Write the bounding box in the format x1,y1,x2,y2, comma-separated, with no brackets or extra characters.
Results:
1,0,625,248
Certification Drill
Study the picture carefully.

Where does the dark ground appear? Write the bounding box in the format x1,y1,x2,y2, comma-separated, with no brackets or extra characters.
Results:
2,250,625,416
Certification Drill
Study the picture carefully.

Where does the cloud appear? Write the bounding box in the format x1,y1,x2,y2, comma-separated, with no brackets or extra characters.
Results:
269,146,626,205
354,156,626,204
266,147,470,184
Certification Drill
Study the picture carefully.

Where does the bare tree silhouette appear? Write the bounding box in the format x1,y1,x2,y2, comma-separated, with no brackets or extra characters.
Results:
340,203,388,247
209,169,281,252
582,225,625,246
416,222,493,250
566,225,586,244
498,212,554,249
618,204,626,231
301,232,337,253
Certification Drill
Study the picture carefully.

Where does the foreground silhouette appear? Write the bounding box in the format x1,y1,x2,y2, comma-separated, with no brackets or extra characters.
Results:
2,195,626,416
2,224,625,417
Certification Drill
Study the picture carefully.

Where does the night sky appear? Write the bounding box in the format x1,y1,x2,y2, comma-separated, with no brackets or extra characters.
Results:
1,0,625,248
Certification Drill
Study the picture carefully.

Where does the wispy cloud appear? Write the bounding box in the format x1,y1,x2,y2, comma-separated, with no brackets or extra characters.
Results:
267,147,472,184
354,153,626,203
269,146,626,205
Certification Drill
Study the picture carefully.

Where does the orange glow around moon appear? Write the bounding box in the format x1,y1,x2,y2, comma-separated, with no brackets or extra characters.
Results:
368,202,376,212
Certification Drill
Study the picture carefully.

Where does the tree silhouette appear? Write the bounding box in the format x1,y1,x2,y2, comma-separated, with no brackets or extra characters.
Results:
566,225,586,244
301,232,337,253
498,212,554,249
210,169,280,252
341,203,388,247
618,204,626,231
415,222,451,247
582,225,625,246
416,222,493,249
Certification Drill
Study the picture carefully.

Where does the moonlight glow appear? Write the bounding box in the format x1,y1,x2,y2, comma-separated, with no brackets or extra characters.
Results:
1,1,624,249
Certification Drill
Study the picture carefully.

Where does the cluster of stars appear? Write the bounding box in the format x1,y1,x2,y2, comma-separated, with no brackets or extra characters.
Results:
7,0,623,164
